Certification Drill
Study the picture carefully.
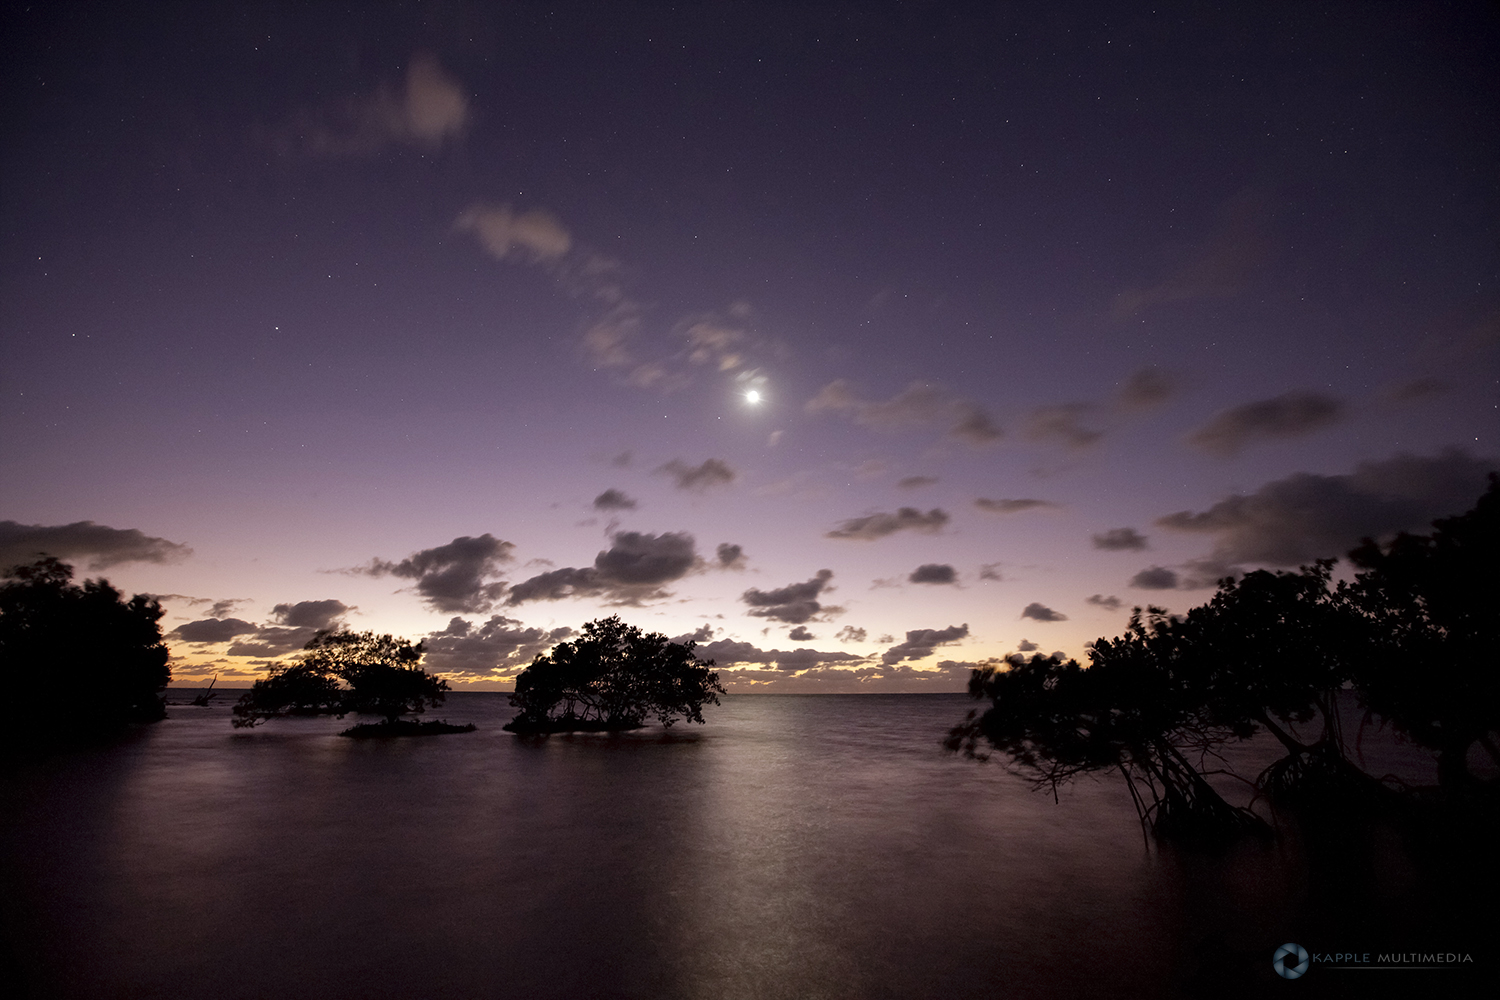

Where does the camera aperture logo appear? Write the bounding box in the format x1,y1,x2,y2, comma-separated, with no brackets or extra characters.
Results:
1273,943,1309,979
1271,943,1475,978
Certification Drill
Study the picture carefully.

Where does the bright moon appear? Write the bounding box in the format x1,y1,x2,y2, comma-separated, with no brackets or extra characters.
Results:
746,390,761,404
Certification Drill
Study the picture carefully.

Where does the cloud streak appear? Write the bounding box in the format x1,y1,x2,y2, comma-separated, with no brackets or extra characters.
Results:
826,507,949,540
0,520,191,571
1156,450,1495,569
806,380,1001,445
286,52,469,156
1188,391,1345,456
656,458,736,492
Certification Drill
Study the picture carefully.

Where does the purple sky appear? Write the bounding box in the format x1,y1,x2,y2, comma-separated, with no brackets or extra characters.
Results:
2,2,1496,690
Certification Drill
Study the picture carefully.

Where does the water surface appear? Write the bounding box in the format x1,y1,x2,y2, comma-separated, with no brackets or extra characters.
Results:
0,693,1479,999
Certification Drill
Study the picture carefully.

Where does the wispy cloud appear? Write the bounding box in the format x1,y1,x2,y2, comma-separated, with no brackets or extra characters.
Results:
806,380,1001,446
1022,404,1103,450
1110,186,1274,319
1188,391,1345,456
1092,527,1148,551
826,507,950,540
656,458,736,492
283,52,469,157
455,204,573,262
974,498,1058,515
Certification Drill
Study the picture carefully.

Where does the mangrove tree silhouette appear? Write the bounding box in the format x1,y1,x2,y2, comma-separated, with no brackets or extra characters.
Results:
233,630,470,736
948,475,1499,840
505,615,724,733
0,556,170,745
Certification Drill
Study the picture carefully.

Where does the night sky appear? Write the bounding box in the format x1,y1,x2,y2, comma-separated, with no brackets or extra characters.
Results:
3,1,1496,691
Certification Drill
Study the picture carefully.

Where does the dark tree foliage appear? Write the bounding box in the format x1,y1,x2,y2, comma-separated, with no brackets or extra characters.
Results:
0,557,170,743
506,616,724,732
949,480,1500,841
232,630,447,727
1345,474,1500,792
947,631,1271,843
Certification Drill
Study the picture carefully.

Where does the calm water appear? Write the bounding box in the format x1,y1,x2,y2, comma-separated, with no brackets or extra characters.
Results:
0,693,1486,999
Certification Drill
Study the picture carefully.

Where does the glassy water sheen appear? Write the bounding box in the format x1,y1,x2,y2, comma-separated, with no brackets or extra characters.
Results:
0,694,1471,999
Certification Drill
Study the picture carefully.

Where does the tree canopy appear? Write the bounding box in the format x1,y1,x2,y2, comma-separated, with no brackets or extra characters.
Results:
506,616,724,732
949,475,1500,841
232,630,448,728
0,556,170,744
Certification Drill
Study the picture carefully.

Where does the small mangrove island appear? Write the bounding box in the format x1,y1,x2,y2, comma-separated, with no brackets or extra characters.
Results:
503,615,724,733
230,629,472,737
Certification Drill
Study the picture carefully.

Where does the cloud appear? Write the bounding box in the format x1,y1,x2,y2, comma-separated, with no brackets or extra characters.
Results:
455,203,573,263
715,543,747,569
1129,566,1180,590
787,626,815,641
656,458,736,492
506,530,699,605
1015,639,1039,652
1188,391,1345,456
836,625,867,643
897,476,938,489
697,638,868,671
1020,602,1067,622
671,624,717,645
287,52,469,156
359,534,514,614
1383,377,1450,403
1155,450,1495,568
1111,186,1273,319
1023,404,1103,450
269,600,352,631
908,563,957,585
1092,527,1149,551
680,306,755,372
1117,368,1176,410
420,616,574,679
0,520,191,571
806,380,1001,445
826,507,950,540
208,599,356,657
881,624,969,664
593,489,638,511
974,498,1058,515
979,563,1003,581
1086,594,1124,612
170,618,260,644
741,569,840,624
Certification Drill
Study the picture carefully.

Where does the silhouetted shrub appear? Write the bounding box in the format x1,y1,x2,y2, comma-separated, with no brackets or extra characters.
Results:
506,616,723,732
0,557,170,744
233,630,449,728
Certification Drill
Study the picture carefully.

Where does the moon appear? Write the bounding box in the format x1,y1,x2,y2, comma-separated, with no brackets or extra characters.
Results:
746,390,761,404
